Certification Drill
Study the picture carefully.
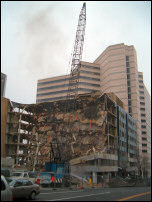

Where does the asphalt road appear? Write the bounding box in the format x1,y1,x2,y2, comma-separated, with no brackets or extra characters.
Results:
33,186,151,201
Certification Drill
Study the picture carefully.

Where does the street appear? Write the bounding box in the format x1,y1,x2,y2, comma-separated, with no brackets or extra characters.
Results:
33,186,151,201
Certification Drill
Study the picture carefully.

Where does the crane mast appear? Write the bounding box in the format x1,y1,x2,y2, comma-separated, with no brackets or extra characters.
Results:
67,2,86,103
50,3,86,164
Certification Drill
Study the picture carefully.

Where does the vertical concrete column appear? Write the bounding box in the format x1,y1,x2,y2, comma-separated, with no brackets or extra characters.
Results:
92,172,97,184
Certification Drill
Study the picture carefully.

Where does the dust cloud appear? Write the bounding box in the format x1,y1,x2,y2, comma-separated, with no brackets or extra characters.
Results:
23,7,70,80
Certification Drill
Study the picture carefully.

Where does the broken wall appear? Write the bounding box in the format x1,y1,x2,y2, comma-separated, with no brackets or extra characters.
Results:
24,93,117,170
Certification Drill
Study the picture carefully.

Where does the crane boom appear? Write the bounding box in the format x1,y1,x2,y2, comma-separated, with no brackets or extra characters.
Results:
67,2,86,101
50,3,86,164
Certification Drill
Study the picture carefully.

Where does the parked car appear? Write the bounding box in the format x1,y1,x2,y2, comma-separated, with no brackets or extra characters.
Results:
10,171,39,184
28,171,39,183
10,171,29,178
1,175,13,201
8,178,40,200
36,172,54,187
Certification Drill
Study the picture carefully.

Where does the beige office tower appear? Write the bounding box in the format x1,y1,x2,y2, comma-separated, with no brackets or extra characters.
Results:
94,43,142,164
36,61,101,103
138,72,151,177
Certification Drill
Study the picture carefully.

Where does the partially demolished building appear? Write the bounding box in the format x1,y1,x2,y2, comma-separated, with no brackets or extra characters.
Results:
1,92,138,179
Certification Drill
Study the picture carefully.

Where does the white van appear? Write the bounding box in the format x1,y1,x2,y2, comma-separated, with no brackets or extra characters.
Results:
1,175,13,201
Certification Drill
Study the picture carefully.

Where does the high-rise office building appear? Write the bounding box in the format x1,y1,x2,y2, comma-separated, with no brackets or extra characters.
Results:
94,43,142,160
36,43,151,176
36,61,100,103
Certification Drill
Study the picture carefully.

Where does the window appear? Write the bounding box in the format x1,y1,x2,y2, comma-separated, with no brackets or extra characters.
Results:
23,179,33,186
128,107,132,114
139,91,144,95
15,180,23,187
126,56,129,61
126,61,129,67
128,94,131,99
138,75,143,78
128,87,131,93
142,131,146,135
139,80,143,83
127,80,130,86
127,74,130,80
127,68,130,73
141,113,145,117
141,119,146,123
142,138,147,141
128,101,132,106
139,85,144,89
142,144,147,147
142,150,147,153
140,96,144,100
141,125,146,129
140,108,145,111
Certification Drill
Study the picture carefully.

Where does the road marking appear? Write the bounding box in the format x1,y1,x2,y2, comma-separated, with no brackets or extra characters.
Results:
117,191,151,201
45,192,111,201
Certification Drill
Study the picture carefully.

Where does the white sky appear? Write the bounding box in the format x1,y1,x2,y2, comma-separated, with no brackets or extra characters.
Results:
1,1,151,104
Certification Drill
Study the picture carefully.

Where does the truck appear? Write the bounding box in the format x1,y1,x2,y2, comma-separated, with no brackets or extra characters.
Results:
44,162,69,187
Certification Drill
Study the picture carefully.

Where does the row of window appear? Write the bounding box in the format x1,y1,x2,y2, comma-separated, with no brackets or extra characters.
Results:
38,75,100,86
80,76,100,81
126,56,132,116
80,70,100,76
37,96,67,102
81,64,100,70
37,88,94,97
37,82,100,92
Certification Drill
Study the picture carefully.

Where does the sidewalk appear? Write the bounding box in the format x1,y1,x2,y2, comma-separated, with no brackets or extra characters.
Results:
40,184,105,191
40,185,78,191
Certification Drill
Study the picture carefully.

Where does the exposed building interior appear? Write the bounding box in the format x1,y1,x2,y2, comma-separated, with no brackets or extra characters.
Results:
1,92,139,180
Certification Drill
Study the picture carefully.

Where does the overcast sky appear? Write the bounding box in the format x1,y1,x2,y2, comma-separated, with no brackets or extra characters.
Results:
1,1,151,104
